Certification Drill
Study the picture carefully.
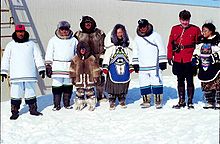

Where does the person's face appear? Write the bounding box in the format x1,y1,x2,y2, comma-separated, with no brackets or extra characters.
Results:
179,18,190,28
85,22,92,30
202,27,213,38
139,25,148,33
59,27,70,36
16,31,25,39
116,28,124,39
80,48,86,55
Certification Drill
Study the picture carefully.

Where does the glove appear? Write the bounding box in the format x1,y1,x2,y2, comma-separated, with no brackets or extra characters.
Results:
1,74,7,82
46,64,52,78
159,62,167,70
209,53,219,64
39,70,45,79
192,55,200,66
133,64,139,73
168,58,173,66
102,68,108,75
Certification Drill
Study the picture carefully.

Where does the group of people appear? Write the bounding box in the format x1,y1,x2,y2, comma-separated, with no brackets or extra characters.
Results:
1,9,220,120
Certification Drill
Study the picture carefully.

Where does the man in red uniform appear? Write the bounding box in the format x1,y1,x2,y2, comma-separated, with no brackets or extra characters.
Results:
167,10,201,109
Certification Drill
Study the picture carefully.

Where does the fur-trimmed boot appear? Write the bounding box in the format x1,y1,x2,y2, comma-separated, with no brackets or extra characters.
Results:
203,91,215,109
25,98,43,116
52,86,62,111
187,86,195,109
109,94,116,110
140,94,151,108
118,95,127,109
63,85,73,109
154,94,163,109
215,91,220,110
10,99,22,120
86,96,96,111
173,86,186,109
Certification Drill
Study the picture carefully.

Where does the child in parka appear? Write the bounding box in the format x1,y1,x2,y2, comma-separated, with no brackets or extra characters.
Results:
70,41,101,111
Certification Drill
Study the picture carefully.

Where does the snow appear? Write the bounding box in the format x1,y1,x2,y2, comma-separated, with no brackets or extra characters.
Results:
1,74,219,144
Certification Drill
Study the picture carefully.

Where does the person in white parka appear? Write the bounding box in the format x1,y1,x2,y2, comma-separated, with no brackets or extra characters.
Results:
132,19,167,109
45,21,78,111
1,24,45,120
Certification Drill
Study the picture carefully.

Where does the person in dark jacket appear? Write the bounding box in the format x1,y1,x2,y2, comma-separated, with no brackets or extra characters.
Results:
167,10,201,109
193,23,220,109
74,16,107,102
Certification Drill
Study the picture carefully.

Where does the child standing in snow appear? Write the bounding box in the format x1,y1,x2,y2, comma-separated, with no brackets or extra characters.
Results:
103,24,133,110
70,41,101,111
193,23,220,109
1,24,45,120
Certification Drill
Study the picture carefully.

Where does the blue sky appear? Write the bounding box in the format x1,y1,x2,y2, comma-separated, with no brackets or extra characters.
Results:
128,0,220,8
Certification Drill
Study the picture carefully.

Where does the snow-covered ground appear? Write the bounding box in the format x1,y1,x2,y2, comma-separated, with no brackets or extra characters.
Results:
1,74,219,144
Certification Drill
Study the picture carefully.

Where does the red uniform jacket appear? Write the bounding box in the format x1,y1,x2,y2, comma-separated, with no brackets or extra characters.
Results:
167,24,201,63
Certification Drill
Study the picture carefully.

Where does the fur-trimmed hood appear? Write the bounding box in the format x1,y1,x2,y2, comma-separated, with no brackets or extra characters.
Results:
136,23,153,37
12,31,29,43
111,24,129,47
80,16,97,34
55,29,73,39
76,41,92,59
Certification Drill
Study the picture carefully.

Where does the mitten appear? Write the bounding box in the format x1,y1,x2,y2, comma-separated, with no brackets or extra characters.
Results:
192,55,200,66
0,74,7,82
46,64,52,78
39,70,45,79
103,68,108,75
132,64,139,73
159,62,167,70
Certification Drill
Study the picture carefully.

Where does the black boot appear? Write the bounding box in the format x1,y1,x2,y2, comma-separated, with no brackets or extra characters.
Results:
10,99,21,120
187,86,195,109
118,95,127,108
203,91,215,109
63,85,73,109
215,91,220,110
173,86,186,109
29,103,43,116
52,86,62,111
25,98,43,116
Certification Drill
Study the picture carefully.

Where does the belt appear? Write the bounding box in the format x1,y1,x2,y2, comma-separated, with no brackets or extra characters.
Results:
179,44,195,49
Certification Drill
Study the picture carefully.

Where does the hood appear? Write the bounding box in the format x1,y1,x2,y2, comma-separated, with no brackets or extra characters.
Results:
111,24,129,47
76,41,91,59
55,29,73,39
12,31,29,43
136,23,153,37
80,16,97,33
